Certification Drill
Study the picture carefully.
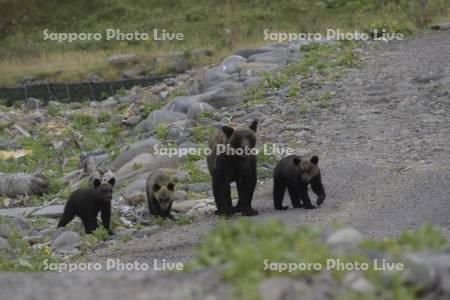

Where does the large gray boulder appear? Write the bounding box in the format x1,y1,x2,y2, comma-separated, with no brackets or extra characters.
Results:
115,153,154,181
118,179,147,195
162,96,196,113
248,50,301,65
204,80,243,93
50,231,81,255
136,110,187,132
0,173,49,197
243,76,263,88
219,55,247,74
111,137,161,170
187,102,214,119
235,47,273,58
239,62,280,77
199,67,235,91
202,89,243,108
115,154,179,183
166,120,192,141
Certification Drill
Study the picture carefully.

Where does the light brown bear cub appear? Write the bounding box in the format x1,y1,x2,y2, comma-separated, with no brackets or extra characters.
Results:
146,169,176,219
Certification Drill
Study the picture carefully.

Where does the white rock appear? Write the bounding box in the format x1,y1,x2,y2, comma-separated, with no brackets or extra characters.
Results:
326,228,363,247
343,272,375,294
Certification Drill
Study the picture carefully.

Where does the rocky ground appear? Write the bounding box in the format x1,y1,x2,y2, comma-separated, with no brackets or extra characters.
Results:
0,29,449,299
88,29,450,264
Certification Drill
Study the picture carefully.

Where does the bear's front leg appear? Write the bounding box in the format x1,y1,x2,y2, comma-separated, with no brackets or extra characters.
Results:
101,205,113,235
84,210,98,234
212,174,233,216
238,173,258,216
287,183,304,208
298,184,316,209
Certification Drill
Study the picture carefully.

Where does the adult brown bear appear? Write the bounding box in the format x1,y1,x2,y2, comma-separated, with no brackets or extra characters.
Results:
207,120,258,216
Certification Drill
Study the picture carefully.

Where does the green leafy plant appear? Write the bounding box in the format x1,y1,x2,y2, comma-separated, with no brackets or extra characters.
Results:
0,226,59,272
155,123,169,140
71,113,97,131
98,111,111,123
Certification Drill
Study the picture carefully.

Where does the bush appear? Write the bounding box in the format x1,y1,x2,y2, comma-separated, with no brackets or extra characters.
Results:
190,220,449,300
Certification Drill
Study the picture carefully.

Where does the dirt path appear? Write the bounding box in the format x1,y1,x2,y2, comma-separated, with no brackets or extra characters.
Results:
88,30,450,264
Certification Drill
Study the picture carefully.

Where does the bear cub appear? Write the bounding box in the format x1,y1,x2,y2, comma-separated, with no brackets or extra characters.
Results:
273,155,325,210
57,177,115,234
146,169,176,219
207,120,258,216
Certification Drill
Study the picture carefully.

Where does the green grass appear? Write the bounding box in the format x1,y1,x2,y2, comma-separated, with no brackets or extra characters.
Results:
189,220,449,300
0,222,59,272
0,105,124,205
183,160,210,183
242,40,361,110
155,123,169,140
141,100,165,118
191,124,215,143
0,0,449,86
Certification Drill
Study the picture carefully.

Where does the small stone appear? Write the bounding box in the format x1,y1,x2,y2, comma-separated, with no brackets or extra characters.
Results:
124,190,146,206
0,236,9,249
326,228,363,248
343,272,375,294
159,90,169,99
134,225,161,238
26,98,40,110
101,97,119,108
0,223,12,238
172,200,197,213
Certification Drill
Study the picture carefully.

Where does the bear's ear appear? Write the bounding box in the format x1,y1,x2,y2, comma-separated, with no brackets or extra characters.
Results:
311,156,319,165
93,178,102,188
108,177,116,187
167,183,175,191
222,126,234,138
249,119,258,132
293,157,301,165
153,183,161,192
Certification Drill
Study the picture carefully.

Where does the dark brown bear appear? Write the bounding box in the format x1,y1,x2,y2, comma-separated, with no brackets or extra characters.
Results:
207,120,258,216
273,155,325,210
57,177,115,234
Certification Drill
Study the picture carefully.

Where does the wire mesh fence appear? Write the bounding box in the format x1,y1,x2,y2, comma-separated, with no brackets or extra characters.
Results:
0,76,169,105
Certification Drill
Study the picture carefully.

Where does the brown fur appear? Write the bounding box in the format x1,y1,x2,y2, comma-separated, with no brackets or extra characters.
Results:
206,120,259,216
146,169,176,219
